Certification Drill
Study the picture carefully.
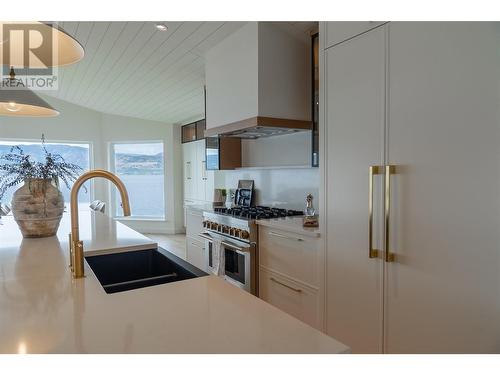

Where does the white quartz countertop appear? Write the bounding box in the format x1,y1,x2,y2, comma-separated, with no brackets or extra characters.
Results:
256,216,321,238
0,212,347,354
185,203,219,214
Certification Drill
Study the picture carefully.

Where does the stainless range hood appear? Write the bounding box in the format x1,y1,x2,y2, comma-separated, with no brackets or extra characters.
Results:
204,116,312,139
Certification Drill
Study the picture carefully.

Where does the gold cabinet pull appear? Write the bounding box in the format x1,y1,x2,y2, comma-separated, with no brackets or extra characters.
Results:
384,165,396,262
270,277,302,293
369,166,383,259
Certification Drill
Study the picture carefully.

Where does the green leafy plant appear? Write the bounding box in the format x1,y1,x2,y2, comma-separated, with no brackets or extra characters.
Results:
0,135,84,203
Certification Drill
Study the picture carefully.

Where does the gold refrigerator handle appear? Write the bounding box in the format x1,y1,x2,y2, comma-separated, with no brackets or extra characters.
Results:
369,166,383,259
384,165,396,262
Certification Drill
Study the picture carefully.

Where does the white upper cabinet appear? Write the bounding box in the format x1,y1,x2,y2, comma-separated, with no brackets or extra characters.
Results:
205,22,310,129
182,141,196,201
325,22,385,49
195,140,215,202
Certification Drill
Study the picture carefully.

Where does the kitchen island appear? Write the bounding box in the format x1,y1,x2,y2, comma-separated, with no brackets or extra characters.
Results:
0,211,348,353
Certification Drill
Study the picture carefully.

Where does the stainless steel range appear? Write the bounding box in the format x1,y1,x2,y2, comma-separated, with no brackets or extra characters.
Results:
199,205,303,296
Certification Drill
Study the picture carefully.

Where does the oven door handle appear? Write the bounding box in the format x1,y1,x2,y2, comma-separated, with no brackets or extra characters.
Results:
200,232,252,251
198,232,214,241
221,241,251,255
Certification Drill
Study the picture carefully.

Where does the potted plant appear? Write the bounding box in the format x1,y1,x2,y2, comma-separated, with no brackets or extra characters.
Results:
0,136,84,238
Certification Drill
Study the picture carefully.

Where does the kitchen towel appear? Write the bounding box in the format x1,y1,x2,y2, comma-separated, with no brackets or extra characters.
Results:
211,238,225,276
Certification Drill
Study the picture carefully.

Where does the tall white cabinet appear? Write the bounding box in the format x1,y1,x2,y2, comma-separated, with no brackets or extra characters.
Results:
182,139,214,205
182,139,214,270
322,22,500,353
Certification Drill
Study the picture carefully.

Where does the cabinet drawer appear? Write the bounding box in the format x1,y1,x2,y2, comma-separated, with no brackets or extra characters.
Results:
186,237,206,272
325,21,385,49
259,267,321,330
259,226,319,287
186,210,203,237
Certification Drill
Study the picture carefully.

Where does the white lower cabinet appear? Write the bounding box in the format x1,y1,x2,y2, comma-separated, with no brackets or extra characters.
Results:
259,267,321,330
184,209,206,271
186,236,206,272
259,226,320,287
258,226,324,331
185,209,204,238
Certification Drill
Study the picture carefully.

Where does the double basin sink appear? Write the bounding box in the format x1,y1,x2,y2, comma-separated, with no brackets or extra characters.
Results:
85,247,207,294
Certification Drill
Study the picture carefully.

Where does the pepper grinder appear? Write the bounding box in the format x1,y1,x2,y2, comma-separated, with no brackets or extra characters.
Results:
303,194,319,227
305,193,315,217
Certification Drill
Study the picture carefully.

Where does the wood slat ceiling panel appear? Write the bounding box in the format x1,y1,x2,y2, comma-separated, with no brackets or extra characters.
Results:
44,21,313,125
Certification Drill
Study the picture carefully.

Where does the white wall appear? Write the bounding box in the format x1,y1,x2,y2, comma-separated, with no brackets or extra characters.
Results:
215,166,319,211
0,95,183,234
241,131,311,168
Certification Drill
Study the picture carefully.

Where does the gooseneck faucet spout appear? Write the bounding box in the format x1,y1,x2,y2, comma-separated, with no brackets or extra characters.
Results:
69,170,131,278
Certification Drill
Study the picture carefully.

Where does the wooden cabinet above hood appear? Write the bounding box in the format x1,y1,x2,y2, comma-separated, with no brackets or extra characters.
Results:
205,22,311,139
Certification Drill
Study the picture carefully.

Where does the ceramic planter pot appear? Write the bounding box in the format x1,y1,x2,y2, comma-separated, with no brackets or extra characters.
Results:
11,178,64,238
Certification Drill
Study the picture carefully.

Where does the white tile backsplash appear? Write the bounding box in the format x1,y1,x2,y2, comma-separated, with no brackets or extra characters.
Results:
215,167,319,211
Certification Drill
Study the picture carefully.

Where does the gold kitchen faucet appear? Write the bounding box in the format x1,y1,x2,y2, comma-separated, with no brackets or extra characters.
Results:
69,170,131,278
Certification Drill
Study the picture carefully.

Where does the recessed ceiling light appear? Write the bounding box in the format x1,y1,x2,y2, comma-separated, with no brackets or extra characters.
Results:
155,23,168,31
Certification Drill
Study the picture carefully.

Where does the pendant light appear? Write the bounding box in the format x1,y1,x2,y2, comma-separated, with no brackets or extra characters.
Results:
0,22,83,117
0,67,59,117
0,21,84,67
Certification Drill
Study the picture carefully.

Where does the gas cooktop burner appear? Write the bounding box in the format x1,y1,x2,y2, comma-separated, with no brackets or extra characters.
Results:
213,206,303,220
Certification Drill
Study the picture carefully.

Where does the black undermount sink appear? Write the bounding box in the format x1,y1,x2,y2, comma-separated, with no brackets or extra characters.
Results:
85,247,207,294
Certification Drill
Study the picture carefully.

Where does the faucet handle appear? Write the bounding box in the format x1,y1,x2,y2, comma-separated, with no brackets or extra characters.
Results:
73,240,85,278
68,233,74,270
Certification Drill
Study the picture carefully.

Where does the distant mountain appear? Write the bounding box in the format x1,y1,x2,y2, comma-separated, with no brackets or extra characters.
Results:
115,152,163,175
0,143,163,175
0,144,90,170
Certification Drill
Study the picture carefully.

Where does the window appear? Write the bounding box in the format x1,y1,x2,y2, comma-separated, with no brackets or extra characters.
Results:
111,142,165,219
0,140,91,209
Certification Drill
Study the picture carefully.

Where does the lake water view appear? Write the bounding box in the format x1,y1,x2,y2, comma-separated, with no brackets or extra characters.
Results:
115,174,165,217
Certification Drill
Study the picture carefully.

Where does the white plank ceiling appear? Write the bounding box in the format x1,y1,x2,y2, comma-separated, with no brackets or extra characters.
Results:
45,21,317,125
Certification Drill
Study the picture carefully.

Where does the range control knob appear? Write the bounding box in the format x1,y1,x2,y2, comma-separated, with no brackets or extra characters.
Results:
202,220,209,228
240,230,250,239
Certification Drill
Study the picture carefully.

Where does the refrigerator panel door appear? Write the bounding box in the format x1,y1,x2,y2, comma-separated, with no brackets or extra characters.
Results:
325,25,387,353
385,22,500,353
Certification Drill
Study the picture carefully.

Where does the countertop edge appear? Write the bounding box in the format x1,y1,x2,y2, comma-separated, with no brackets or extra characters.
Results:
256,219,321,238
